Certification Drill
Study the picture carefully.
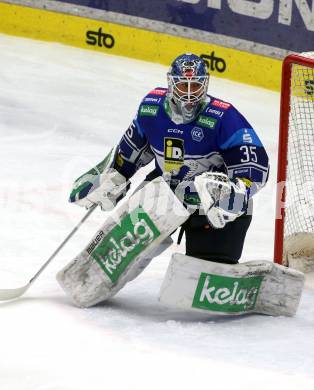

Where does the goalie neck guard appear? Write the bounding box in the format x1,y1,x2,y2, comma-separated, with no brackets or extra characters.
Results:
167,53,209,124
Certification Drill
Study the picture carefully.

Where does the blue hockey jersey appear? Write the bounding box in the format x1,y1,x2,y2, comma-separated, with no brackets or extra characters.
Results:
114,88,269,206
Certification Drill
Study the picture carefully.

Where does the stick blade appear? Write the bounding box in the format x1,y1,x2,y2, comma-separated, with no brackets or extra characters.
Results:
0,284,29,301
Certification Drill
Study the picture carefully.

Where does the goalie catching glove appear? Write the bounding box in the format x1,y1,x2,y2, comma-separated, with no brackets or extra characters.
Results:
69,147,130,211
194,172,248,229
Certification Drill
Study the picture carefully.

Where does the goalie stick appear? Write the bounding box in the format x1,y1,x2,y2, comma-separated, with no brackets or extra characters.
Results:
0,204,97,301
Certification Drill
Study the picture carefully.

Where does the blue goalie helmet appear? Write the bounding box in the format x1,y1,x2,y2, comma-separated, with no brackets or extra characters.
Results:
167,53,209,123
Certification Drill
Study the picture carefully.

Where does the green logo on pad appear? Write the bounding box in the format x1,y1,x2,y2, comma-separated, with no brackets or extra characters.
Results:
90,207,160,283
192,273,263,313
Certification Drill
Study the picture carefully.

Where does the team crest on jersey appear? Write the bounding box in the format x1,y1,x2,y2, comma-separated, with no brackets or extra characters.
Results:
191,127,204,142
164,137,184,174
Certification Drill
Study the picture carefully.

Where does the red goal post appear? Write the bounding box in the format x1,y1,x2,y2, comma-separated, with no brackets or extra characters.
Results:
274,53,314,265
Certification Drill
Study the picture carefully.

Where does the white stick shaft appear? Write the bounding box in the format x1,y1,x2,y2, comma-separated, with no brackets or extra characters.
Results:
0,204,97,301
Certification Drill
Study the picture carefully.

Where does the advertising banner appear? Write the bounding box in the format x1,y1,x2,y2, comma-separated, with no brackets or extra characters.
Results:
55,0,314,53
0,1,283,90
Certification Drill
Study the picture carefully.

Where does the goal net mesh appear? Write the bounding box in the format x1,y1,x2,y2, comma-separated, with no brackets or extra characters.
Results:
284,52,314,263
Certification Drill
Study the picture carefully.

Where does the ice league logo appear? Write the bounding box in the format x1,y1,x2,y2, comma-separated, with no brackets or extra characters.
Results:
191,127,204,142
192,273,263,313
88,207,160,283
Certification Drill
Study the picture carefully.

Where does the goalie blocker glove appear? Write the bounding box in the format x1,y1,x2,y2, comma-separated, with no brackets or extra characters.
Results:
194,172,248,229
69,147,130,211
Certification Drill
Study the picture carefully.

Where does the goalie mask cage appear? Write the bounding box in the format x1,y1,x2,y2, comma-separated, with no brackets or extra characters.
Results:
274,52,314,265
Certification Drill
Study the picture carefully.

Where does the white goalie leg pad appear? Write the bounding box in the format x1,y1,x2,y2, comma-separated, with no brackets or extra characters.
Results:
159,253,304,317
57,177,190,307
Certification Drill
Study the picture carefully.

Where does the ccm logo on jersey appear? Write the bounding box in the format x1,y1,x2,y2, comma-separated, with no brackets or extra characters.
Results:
149,89,167,96
212,100,231,110
168,128,184,135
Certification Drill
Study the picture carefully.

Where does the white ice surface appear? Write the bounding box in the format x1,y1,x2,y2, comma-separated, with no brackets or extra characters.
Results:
0,34,314,389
